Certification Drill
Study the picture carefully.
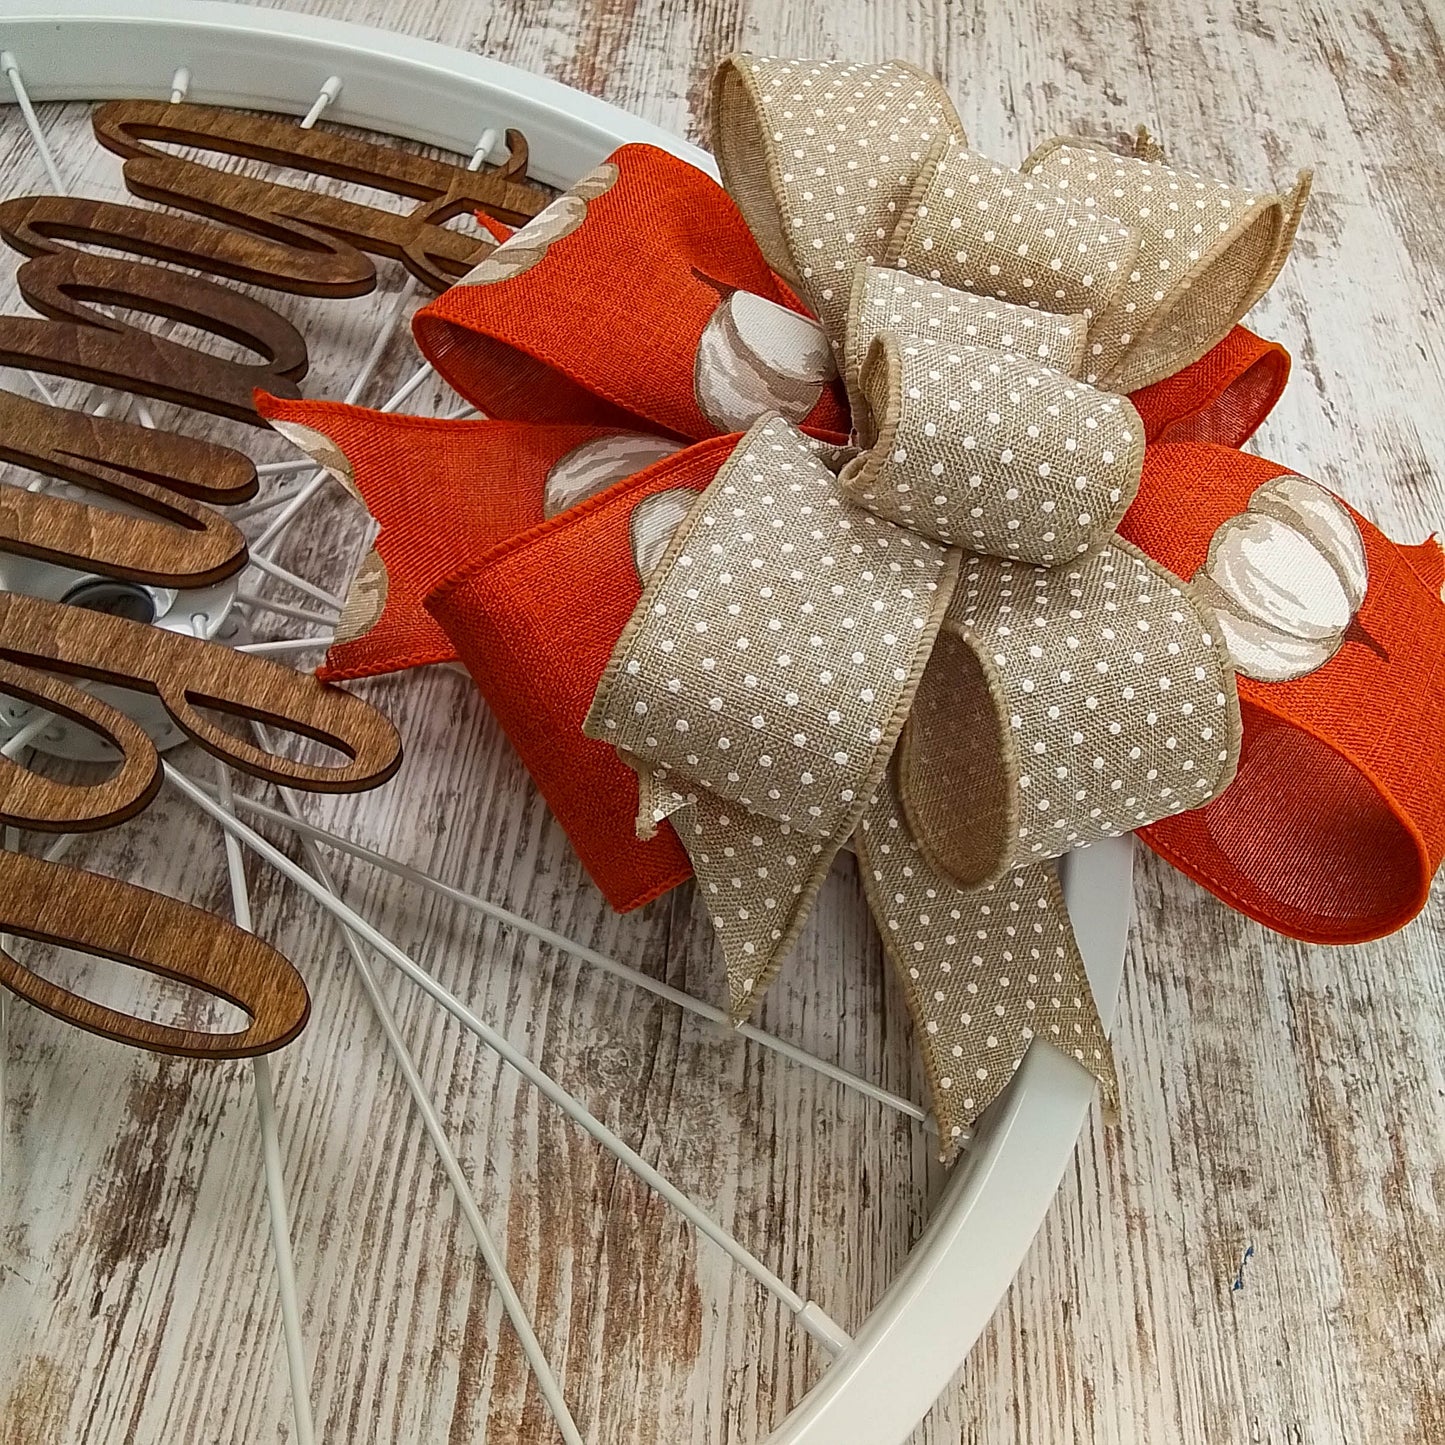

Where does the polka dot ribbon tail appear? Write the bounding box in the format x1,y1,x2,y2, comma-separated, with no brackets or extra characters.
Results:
586,55,1302,1155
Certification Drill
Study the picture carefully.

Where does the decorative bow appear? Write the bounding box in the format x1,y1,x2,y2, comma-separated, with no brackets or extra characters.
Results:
261,56,1445,1156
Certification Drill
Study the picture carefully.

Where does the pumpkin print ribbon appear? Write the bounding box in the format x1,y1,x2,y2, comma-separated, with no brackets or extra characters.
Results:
258,54,1445,1154
566,54,1301,1151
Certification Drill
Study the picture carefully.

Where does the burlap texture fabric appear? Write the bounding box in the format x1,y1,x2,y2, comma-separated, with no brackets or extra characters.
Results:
839,332,1144,561
857,760,1117,1151
584,52,1306,1154
845,264,1088,405
587,417,957,841
885,136,1138,335
586,416,959,1011
711,57,967,343
900,541,1241,891
1021,140,1311,392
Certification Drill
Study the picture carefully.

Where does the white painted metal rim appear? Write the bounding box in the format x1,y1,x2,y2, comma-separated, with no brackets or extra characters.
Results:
0,5,1132,1442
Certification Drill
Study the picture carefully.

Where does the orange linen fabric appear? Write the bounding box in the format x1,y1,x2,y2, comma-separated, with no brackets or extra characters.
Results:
413,144,852,442
251,399,638,681
1122,444,1445,940
1129,326,1290,448
261,142,1445,942
427,438,738,911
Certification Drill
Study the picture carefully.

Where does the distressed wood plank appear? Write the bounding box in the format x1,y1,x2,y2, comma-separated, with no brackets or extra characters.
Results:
0,1,1442,1443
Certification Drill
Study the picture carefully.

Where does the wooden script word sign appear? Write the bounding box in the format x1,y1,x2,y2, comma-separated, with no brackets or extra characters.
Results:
0,385,255,586
93,101,545,292
0,101,550,423
0,97,540,1054
0,590,402,1057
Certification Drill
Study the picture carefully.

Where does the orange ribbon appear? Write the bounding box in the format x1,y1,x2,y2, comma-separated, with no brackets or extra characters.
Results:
260,142,1445,943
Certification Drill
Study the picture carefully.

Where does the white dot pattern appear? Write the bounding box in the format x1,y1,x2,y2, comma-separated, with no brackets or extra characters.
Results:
858,767,1116,1157
839,337,1143,563
1021,140,1310,391
715,55,965,343
888,136,1137,341
653,54,1278,1147
679,793,843,1017
848,264,1087,384
588,417,958,840
907,539,1239,884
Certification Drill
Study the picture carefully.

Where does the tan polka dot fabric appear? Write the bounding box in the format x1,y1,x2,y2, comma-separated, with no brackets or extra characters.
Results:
1021,140,1311,391
838,334,1143,562
684,794,841,1016
900,542,1240,892
858,761,1116,1158
887,136,1138,340
712,56,966,345
586,417,959,997
583,53,1306,1152
845,264,1087,398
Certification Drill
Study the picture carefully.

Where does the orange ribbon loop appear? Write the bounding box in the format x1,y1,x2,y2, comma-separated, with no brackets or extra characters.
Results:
259,83,1442,983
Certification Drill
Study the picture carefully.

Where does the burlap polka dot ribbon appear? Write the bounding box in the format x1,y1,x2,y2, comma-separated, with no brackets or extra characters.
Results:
585,55,1305,1155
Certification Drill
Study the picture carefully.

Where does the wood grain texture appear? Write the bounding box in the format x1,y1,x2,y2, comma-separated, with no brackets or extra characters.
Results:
93,100,548,291
0,1,1441,1443
0,848,311,1058
0,385,253,587
0,590,403,795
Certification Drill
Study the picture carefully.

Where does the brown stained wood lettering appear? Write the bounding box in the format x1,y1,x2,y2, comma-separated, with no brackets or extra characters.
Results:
0,591,402,793
0,193,376,298
0,386,254,586
5,8,1445,1443
0,657,159,830
93,101,551,292
0,849,310,1057
0,248,308,424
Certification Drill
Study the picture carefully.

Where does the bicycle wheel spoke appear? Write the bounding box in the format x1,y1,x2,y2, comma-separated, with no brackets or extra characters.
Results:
210,784,931,1128
1,713,50,757
1,50,65,192
299,76,342,131
254,745,585,1445
245,553,345,611
236,590,340,629
236,635,334,657
212,765,318,1445
165,761,852,1356
254,459,319,482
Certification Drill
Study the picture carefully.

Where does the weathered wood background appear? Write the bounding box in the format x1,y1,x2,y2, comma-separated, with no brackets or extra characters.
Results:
1,0,1442,1442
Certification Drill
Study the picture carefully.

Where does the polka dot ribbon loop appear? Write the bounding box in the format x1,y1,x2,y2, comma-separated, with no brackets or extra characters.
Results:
857,764,1118,1153
883,136,1140,343
898,543,1241,893
587,416,958,838
585,419,961,1016
1019,140,1310,392
844,264,1090,388
710,57,968,346
837,331,1144,562
581,52,1312,1154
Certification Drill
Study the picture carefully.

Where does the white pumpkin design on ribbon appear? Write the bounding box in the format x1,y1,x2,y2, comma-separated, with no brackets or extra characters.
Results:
1195,474,1369,683
629,488,698,582
456,162,619,287
264,416,363,501
333,547,390,645
692,272,836,432
543,433,683,518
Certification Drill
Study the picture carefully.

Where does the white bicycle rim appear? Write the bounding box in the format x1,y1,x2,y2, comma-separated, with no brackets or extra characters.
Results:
0,4,1132,1442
